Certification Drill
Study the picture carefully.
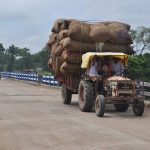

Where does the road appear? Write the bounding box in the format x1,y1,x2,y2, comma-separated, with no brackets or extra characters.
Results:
0,79,150,150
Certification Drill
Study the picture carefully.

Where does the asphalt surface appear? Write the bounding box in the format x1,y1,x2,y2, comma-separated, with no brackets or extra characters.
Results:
0,78,150,150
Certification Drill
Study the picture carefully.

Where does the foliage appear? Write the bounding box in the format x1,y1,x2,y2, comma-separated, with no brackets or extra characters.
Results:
130,26,150,55
0,43,50,73
128,53,150,81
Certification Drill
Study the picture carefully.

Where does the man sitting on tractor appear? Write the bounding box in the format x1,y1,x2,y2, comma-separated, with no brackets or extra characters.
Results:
112,57,124,76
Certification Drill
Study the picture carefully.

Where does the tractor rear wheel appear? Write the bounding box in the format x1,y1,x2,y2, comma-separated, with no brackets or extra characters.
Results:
61,85,72,104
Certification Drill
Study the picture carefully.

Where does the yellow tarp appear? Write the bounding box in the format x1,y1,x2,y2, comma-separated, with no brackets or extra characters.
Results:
81,52,128,69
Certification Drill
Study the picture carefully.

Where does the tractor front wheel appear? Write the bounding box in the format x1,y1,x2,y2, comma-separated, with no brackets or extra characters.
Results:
95,95,105,117
132,99,144,116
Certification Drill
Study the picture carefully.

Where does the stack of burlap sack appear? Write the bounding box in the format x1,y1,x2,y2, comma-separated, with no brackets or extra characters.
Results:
47,19,134,76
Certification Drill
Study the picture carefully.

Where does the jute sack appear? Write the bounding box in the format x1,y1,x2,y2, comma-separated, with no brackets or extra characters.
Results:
49,55,62,76
90,23,113,42
58,30,69,41
103,21,130,31
60,62,81,75
95,42,135,54
50,55,56,73
54,45,64,56
48,58,55,75
47,33,58,47
59,19,74,30
51,42,59,56
108,23,132,45
61,50,82,64
60,37,95,52
51,19,65,33
54,56,62,76
69,21,91,42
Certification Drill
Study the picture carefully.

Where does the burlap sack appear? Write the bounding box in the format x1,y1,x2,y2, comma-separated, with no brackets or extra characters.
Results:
90,23,113,42
69,21,91,42
61,50,82,64
103,21,130,31
96,42,135,54
51,19,65,33
59,19,74,30
60,62,81,75
54,56,62,75
108,23,132,45
47,33,58,47
60,37,95,52
54,45,64,56
48,57,55,75
58,30,69,41
51,42,59,56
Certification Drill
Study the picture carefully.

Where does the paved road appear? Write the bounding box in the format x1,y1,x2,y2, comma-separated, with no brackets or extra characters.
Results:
0,79,150,150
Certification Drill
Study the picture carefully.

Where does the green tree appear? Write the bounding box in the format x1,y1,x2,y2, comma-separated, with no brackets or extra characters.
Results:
131,26,150,55
14,48,32,71
0,43,5,71
39,46,50,71
5,45,19,71
31,46,50,71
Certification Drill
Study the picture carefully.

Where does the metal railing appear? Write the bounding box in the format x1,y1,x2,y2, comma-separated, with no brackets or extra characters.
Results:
0,72,59,86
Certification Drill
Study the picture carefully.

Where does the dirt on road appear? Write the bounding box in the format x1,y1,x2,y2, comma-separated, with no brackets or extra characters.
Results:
0,79,150,150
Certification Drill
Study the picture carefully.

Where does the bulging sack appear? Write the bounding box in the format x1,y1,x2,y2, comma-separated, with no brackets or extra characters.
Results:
69,21,91,42
90,23,113,42
60,37,95,52
102,21,130,31
102,43,135,55
51,42,59,56
47,33,58,47
59,19,74,30
54,45,64,56
58,30,69,41
60,62,81,75
54,56,62,76
51,19,65,33
108,23,132,45
61,50,82,64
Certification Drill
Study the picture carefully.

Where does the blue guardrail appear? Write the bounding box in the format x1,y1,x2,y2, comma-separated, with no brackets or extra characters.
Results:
0,72,59,87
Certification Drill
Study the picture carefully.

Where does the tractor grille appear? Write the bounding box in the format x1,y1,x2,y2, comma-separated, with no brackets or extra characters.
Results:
117,81,135,97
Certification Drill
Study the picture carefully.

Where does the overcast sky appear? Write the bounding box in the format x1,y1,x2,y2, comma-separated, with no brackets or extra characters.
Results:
0,0,150,53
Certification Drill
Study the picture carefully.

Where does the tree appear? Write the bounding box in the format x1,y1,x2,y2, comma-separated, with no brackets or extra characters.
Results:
31,46,50,71
0,43,5,71
39,46,50,71
5,45,19,71
131,26,150,55
14,48,32,71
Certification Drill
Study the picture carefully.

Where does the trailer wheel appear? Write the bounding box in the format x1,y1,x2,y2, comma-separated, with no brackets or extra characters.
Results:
132,99,144,116
95,95,105,117
61,85,72,104
114,104,129,112
78,80,95,112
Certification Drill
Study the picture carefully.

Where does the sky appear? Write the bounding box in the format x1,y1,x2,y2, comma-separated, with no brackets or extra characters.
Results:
0,0,150,53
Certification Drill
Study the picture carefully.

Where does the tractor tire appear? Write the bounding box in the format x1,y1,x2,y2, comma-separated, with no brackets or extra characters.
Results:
132,99,144,116
61,85,72,104
78,80,95,112
95,95,105,117
114,104,129,112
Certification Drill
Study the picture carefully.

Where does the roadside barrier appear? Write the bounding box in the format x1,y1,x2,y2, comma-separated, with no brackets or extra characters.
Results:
0,72,59,86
